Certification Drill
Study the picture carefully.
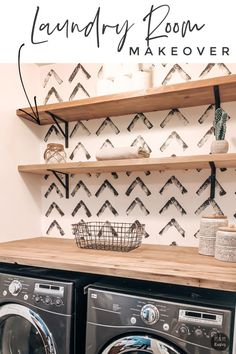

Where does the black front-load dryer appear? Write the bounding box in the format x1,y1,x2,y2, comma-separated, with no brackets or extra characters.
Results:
0,263,98,354
85,279,236,354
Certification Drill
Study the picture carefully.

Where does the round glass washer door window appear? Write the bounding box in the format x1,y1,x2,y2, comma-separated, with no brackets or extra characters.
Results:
101,335,183,354
0,304,56,354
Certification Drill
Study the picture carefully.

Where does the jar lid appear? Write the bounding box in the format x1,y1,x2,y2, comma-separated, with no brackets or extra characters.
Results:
202,214,227,219
47,143,64,151
218,225,236,232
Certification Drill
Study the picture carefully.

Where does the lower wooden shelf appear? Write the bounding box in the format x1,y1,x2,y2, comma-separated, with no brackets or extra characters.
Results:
0,237,235,292
18,153,236,175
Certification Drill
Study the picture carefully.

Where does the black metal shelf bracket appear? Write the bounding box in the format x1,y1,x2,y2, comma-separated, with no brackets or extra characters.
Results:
19,106,41,125
45,111,69,148
209,161,216,199
214,85,221,110
48,170,69,199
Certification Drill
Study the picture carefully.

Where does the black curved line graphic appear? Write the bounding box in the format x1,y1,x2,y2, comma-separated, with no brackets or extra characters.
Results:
18,44,40,124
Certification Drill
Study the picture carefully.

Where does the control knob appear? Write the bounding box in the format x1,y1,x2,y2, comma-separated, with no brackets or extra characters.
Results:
141,304,159,325
8,280,22,296
55,298,62,306
45,296,51,305
195,328,203,337
35,295,40,303
210,330,219,338
179,325,189,336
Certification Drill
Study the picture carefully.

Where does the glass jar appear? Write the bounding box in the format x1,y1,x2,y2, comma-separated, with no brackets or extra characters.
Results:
44,143,66,164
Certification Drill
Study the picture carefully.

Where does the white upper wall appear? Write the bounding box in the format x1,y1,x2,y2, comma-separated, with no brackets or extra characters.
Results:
0,64,42,242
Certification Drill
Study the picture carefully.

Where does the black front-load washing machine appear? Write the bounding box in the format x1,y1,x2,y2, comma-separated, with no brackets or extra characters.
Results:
85,278,236,354
0,263,98,354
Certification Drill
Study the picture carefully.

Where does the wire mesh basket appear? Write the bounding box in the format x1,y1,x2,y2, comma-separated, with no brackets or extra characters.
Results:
72,220,145,252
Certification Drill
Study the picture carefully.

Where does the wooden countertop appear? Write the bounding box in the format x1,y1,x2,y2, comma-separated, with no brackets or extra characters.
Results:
0,237,236,292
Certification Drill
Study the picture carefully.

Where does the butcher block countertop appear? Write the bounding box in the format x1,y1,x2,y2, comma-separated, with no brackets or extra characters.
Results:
0,237,236,292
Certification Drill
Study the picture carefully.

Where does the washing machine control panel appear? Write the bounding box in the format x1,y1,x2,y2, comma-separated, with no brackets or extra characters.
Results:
88,288,232,352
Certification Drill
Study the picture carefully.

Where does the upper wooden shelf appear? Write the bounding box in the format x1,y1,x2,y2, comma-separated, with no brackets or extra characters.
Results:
18,153,236,175
16,74,236,125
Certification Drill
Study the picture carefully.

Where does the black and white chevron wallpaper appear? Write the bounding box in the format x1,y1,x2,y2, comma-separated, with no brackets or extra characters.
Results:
38,63,236,246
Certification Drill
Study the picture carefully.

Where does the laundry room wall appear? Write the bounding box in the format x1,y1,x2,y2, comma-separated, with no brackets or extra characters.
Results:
36,63,236,247
0,64,42,242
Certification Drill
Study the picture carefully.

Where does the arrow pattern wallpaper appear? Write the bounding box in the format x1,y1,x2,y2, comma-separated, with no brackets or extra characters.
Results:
37,63,236,246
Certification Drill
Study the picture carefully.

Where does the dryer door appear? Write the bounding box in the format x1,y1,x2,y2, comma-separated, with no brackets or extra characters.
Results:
101,335,184,354
0,303,57,354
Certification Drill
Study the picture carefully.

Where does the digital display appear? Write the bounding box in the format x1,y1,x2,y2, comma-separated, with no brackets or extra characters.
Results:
185,311,201,318
39,284,50,289
179,309,223,325
51,286,60,290
203,314,217,320
34,283,64,297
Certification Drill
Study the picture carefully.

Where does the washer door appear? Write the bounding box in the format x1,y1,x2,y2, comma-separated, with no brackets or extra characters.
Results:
101,335,183,354
0,303,57,354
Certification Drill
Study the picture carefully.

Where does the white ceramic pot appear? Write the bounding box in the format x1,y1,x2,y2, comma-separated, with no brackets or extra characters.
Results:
199,236,216,256
210,140,229,154
198,214,228,256
215,225,236,262
200,214,228,237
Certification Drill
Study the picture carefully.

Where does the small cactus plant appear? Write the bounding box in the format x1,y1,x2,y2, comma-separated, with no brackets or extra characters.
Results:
213,108,228,140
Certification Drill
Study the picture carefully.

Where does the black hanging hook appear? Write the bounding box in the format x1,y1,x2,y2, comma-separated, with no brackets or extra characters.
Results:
209,161,216,200
214,85,221,110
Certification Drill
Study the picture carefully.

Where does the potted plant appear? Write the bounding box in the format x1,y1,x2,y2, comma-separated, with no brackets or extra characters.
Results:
210,108,229,154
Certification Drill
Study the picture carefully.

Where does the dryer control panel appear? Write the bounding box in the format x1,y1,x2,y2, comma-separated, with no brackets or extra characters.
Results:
33,282,65,307
0,273,73,315
87,288,232,353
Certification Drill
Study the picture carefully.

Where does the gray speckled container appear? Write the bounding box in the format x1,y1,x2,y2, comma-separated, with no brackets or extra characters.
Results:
198,214,228,256
200,215,228,237
199,236,216,256
215,226,236,262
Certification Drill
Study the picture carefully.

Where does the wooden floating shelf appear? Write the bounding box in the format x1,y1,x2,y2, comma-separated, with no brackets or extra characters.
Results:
0,238,236,291
18,153,236,175
16,74,236,125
